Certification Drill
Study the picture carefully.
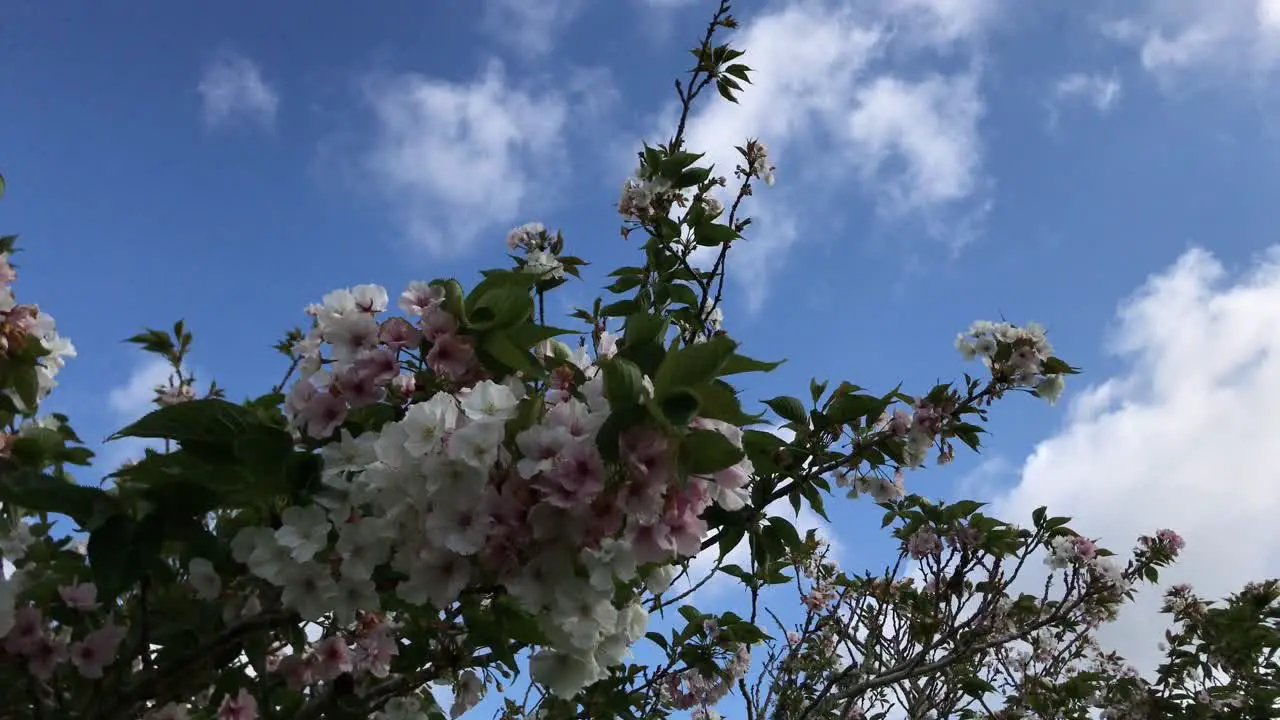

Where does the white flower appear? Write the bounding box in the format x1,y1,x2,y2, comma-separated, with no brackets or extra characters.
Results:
525,249,564,280
402,393,461,457
331,575,380,625
645,564,677,594
530,649,600,699
582,538,637,591
0,522,34,563
551,586,618,650
351,284,389,313
187,558,222,600
323,312,380,363
335,518,392,581
450,670,484,718
460,380,519,422
616,602,648,643
378,696,427,720
399,554,470,608
425,491,492,556
232,527,295,584
446,419,505,471
275,505,333,563
1036,374,1065,405
515,424,573,479
280,563,338,621
321,429,377,485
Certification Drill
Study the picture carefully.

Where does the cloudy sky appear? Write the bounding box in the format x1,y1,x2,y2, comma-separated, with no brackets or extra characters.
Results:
4,0,1280,710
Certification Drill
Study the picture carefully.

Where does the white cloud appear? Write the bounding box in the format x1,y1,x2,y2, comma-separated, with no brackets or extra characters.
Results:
198,50,279,130
1102,1,1280,84
481,0,585,57
641,0,991,312
363,62,569,255
991,246,1280,676
102,358,176,470
1053,71,1123,113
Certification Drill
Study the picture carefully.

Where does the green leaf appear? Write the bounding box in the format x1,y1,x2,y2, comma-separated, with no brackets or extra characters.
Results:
623,313,669,349
595,405,648,463
0,469,119,527
766,516,802,553
720,353,784,376
680,428,745,475
110,398,255,445
654,336,737,394
645,632,670,651
11,364,40,410
480,332,540,377
677,605,703,625
1041,356,1080,375
658,389,701,427
764,396,807,425
690,380,754,425
674,166,712,189
467,287,533,331
694,222,739,247
601,357,646,408
506,323,579,350
602,299,640,317
825,393,888,426
88,513,163,598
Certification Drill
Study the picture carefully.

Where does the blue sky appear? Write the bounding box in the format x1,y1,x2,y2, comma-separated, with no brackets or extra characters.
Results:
6,0,1280,712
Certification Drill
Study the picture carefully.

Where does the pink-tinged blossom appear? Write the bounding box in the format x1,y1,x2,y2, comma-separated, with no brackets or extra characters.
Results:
620,427,673,482
69,623,126,679
390,373,416,397
1156,528,1186,555
516,425,573,479
907,529,942,560
539,443,605,508
379,317,421,350
420,305,458,342
399,281,443,317
426,333,476,381
545,398,603,440
356,346,400,384
314,636,354,680
297,390,348,439
25,634,68,679
627,520,677,565
58,582,98,611
356,629,399,678
324,313,381,363
217,688,259,720
3,605,44,655
275,653,315,691
334,365,385,408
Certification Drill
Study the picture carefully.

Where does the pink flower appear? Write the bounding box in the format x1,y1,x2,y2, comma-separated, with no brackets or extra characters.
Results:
26,634,69,679
426,333,476,381
420,305,457,342
334,365,386,408
399,281,443,317
146,703,190,720
539,443,605,508
69,623,126,679
58,582,99,611
313,636,354,681
627,520,677,565
379,317,421,351
3,606,45,655
217,688,259,720
1156,529,1186,555
355,346,400,384
356,629,398,678
1072,536,1097,560
275,653,315,691
390,373,416,397
620,427,674,481
299,390,348,439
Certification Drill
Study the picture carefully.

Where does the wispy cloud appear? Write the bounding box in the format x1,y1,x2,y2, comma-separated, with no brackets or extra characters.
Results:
991,246,1280,677
481,0,586,57
197,49,279,130
634,0,993,313
1053,71,1123,113
362,61,571,256
1101,1,1280,86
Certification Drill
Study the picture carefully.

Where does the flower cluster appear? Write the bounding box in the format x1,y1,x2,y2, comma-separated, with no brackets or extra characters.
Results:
2,589,126,682
223,273,760,698
0,250,75,413
955,320,1065,404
